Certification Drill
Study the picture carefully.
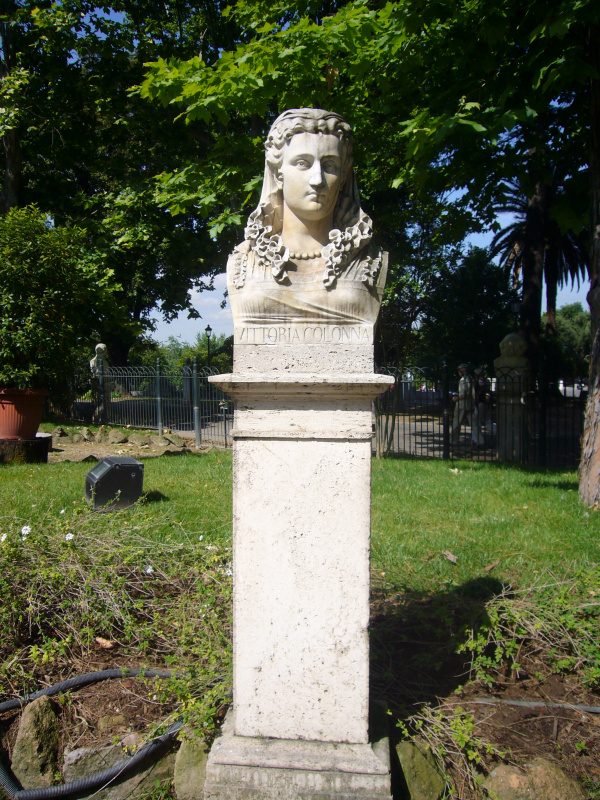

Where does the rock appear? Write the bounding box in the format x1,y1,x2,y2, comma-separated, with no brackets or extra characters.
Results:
80,427,95,441
97,714,127,733
11,696,60,790
63,740,177,800
484,765,531,800
81,454,99,463
128,433,152,447
96,426,110,443
163,433,185,448
527,758,584,800
51,426,69,439
396,739,446,800
108,429,128,444
71,433,85,443
173,732,208,800
150,436,171,448
484,759,584,800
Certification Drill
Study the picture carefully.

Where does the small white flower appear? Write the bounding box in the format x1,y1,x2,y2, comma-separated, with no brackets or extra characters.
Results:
199,535,203,541
65,533,74,541
145,565,154,575
0,533,6,543
21,525,31,536
60,509,65,515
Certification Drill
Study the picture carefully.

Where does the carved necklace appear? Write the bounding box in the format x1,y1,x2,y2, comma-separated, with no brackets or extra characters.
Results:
288,251,321,260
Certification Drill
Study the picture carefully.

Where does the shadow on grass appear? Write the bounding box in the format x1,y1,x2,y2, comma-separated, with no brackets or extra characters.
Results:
141,490,170,503
369,575,505,725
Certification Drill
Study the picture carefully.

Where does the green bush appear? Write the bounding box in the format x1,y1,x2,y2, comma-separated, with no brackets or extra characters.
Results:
0,206,118,393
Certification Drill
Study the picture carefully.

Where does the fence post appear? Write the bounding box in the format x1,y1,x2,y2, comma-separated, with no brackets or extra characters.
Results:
193,357,201,448
156,357,163,436
538,373,547,467
97,352,107,426
442,360,450,460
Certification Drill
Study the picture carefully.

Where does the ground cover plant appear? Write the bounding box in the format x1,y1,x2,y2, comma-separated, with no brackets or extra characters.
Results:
1,450,599,799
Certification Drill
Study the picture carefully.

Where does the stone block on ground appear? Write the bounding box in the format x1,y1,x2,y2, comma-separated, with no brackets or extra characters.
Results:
80,427,95,441
150,435,170,448
173,732,209,800
96,426,110,442
71,433,85,443
128,433,152,447
483,758,584,800
107,429,129,444
395,739,446,800
51,426,69,439
0,437,49,464
11,696,60,790
163,433,186,448
63,737,177,800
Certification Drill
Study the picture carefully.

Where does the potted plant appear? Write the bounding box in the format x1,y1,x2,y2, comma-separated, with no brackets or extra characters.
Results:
0,206,117,439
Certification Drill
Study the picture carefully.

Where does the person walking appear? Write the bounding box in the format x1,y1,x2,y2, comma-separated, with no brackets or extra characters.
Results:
451,363,483,446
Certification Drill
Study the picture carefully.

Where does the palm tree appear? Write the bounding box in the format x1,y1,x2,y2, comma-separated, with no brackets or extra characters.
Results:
490,178,589,372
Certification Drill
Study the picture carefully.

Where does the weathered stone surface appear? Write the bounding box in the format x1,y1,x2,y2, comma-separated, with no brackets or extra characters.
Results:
163,433,186,447
527,758,584,799
97,714,127,733
71,433,85,443
51,426,69,438
80,427,95,441
150,435,171,448
174,733,209,800
107,429,128,444
396,739,446,800
0,436,49,464
11,696,60,789
63,739,177,800
128,433,151,447
204,710,392,800
484,759,584,800
96,426,110,443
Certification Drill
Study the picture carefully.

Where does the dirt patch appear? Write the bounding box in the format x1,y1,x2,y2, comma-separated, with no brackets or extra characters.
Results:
48,435,201,464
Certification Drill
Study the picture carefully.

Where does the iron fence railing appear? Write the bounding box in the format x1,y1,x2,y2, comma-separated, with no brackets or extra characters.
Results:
48,359,586,466
46,357,232,447
374,364,587,468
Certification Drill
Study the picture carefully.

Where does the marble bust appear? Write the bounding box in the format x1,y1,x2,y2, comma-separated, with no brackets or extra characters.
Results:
227,109,387,372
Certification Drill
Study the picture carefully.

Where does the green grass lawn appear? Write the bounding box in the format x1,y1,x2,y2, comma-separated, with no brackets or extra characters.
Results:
2,451,598,588
2,452,599,797
372,457,600,593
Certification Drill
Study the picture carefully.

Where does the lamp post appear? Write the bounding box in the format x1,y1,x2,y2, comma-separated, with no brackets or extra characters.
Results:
205,324,213,368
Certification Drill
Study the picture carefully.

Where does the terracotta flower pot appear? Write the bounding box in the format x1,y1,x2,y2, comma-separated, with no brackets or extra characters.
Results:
0,389,47,440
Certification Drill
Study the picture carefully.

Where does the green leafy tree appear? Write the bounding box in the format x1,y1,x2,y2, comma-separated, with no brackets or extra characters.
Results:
0,206,118,393
0,0,238,363
414,248,518,372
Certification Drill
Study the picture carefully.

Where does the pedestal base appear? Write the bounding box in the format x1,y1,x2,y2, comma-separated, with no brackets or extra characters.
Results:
204,710,393,800
0,434,50,464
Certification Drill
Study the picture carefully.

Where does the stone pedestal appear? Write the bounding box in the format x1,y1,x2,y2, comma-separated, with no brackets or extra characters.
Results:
494,334,530,464
204,707,392,800
207,372,392,799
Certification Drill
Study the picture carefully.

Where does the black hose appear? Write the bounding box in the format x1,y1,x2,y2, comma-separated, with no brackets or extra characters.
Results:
0,669,182,800
0,669,174,714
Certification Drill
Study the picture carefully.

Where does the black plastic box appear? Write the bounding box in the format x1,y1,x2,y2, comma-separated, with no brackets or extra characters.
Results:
85,456,144,511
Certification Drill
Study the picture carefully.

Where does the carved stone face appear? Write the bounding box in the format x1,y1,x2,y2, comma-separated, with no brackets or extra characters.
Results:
277,133,343,224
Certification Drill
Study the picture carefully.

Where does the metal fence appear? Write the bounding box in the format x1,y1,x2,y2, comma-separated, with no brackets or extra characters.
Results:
46,357,232,447
48,359,586,466
374,365,587,468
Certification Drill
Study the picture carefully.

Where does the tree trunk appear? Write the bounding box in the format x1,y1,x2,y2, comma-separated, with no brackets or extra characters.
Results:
578,23,600,506
521,183,547,377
